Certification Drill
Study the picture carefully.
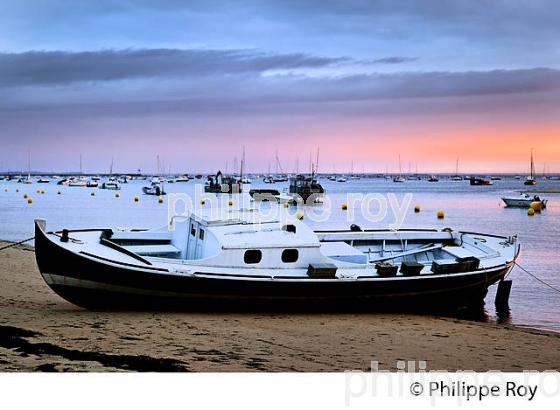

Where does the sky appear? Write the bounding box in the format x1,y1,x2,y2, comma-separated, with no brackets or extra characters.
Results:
1,0,559,174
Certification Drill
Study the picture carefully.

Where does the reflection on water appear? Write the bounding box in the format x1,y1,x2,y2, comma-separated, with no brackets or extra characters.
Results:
0,176,559,331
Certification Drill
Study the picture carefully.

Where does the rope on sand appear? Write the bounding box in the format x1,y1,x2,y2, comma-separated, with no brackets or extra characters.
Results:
0,237,35,252
514,261,560,295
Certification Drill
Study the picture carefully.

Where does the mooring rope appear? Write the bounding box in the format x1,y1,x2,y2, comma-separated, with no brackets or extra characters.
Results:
0,237,35,252
514,261,560,295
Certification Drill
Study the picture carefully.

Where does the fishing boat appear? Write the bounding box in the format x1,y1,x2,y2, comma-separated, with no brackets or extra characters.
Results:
287,173,325,204
524,149,537,186
33,209,520,310
204,171,242,194
502,193,547,208
428,175,439,182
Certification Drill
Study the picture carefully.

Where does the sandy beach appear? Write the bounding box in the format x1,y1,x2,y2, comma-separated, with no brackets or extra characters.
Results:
1,241,559,372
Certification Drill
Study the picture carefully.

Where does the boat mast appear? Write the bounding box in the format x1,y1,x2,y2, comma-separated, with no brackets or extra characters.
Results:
315,147,320,177
530,149,535,179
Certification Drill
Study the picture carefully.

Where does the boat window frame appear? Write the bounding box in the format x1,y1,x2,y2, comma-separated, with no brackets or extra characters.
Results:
281,248,299,263
190,225,196,237
199,228,205,240
244,249,262,264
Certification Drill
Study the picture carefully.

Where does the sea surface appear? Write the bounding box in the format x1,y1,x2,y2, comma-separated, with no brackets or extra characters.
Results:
1,176,559,332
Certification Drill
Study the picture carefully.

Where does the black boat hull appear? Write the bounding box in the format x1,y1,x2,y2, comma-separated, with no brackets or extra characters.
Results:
34,222,511,311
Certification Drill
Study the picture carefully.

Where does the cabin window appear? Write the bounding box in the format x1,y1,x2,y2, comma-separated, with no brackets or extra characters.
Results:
281,249,299,263
199,229,205,240
244,249,262,264
190,226,196,236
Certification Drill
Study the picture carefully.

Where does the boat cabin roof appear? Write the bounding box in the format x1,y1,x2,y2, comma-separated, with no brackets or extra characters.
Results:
190,208,319,249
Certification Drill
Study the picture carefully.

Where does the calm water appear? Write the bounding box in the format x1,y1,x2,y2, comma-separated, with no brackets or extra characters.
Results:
1,176,559,331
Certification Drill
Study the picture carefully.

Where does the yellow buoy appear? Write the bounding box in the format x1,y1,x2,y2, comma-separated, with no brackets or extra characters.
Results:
4,188,7,192
200,198,206,205
530,201,542,212
41,190,45,194
414,205,421,213
341,203,348,210
36,189,41,193
16,189,19,193
27,197,33,204
228,199,233,206
528,207,535,216
295,210,304,220
437,210,445,219
158,196,164,203
134,196,139,202
91,191,95,196
115,192,120,198
23,194,28,199
283,202,289,208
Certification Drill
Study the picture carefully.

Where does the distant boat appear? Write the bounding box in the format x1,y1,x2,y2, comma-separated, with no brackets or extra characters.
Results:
143,181,166,196
263,176,275,184
174,175,190,183
428,175,439,182
393,155,405,183
502,193,547,208
490,176,501,181
22,150,33,184
524,149,537,186
86,180,98,188
328,175,337,181
37,178,50,184
100,178,120,190
68,177,87,187
451,158,462,181
470,177,493,186
204,171,241,194
336,176,347,182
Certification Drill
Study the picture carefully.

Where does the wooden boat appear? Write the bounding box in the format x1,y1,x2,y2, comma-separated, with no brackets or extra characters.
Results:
33,208,520,310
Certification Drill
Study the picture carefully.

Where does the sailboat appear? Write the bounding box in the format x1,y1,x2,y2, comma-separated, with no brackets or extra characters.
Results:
393,155,405,183
22,150,33,184
100,157,121,190
524,149,537,186
451,158,462,181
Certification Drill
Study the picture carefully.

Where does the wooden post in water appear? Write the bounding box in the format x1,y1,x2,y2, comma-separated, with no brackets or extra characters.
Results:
495,280,512,311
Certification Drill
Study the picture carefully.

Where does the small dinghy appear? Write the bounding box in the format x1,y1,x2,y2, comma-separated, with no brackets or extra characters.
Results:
34,208,519,310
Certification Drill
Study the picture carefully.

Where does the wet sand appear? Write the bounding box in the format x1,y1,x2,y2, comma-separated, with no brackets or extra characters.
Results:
1,242,559,372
